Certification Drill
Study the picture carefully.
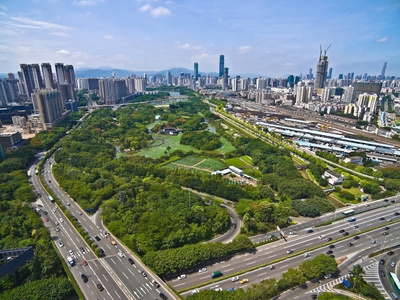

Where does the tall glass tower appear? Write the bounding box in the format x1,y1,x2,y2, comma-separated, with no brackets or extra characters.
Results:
219,55,224,78
194,62,198,81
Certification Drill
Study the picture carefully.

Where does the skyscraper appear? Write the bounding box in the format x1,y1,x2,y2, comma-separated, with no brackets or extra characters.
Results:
309,68,313,79
20,64,34,96
41,63,55,89
328,68,333,79
194,62,199,81
315,46,330,89
166,71,172,85
223,67,228,90
219,55,224,78
31,64,45,90
64,65,76,87
32,89,63,129
55,63,65,86
380,61,387,80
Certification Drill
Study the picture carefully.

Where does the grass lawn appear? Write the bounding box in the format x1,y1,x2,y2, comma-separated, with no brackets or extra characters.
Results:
174,156,204,166
135,134,199,158
241,155,254,165
332,187,366,204
291,155,308,165
217,137,236,153
196,158,226,171
224,157,249,168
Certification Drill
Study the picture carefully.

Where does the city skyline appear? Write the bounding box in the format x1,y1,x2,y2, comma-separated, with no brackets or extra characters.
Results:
0,1,399,77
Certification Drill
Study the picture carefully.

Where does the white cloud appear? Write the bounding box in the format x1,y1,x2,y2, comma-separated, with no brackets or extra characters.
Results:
284,62,296,66
165,1,174,5
56,49,71,54
0,5,8,10
237,45,252,54
150,6,171,17
51,32,70,37
139,4,171,17
9,16,73,30
139,4,151,11
104,34,114,40
73,0,105,6
376,36,388,42
177,43,191,49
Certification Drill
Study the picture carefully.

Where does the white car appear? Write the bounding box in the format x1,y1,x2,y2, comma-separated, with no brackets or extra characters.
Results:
69,250,74,255
191,289,199,295
60,218,63,223
215,288,222,291
319,235,326,240
324,274,332,279
118,252,125,258
304,253,311,258
199,268,207,273
289,231,297,235
178,274,186,280
231,276,239,282
286,249,293,254
78,211,82,215
391,262,396,267
59,241,64,247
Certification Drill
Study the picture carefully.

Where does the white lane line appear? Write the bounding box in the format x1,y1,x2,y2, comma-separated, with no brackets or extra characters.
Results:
257,272,267,277
280,264,289,269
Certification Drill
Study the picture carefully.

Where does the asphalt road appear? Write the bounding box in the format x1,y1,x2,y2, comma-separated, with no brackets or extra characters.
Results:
33,153,178,300
170,202,400,295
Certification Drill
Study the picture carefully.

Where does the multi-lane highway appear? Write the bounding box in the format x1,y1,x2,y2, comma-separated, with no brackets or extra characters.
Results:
30,154,177,300
170,201,400,296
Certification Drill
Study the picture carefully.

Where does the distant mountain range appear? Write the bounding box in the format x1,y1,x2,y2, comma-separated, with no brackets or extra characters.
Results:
0,68,266,79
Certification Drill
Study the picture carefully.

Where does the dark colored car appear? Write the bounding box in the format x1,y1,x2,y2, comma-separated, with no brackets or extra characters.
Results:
387,251,394,256
81,274,88,283
348,242,353,247
394,212,399,216
160,293,167,300
326,250,333,254
80,247,85,253
128,258,135,265
307,229,314,233
329,254,335,258
343,232,349,236
384,227,390,230
380,259,385,265
326,237,332,242
384,199,389,202
97,283,104,291
339,229,345,233
329,245,335,249
381,270,385,277
353,236,360,240
95,235,101,241
379,217,385,221
390,200,395,204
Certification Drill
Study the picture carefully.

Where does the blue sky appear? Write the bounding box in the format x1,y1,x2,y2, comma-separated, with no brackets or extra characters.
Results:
0,0,399,77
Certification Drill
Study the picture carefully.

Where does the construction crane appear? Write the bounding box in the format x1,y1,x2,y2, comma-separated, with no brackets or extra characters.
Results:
320,124,330,132
320,44,332,57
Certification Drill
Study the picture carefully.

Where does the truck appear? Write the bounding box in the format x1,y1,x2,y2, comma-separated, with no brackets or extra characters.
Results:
106,234,117,246
212,270,222,279
67,256,75,266
348,217,356,222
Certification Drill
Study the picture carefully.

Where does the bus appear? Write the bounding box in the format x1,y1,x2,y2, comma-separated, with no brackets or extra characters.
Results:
48,195,55,203
389,272,400,294
342,209,355,217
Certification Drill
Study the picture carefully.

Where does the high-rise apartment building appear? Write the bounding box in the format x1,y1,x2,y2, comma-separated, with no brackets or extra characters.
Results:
321,87,331,102
20,64,34,96
41,63,55,89
315,49,329,89
166,71,172,85
232,78,238,92
194,62,199,81
219,55,224,78
32,89,63,129
98,78,128,104
59,84,76,108
380,61,387,80
342,86,355,103
55,63,66,86
240,78,248,91
308,68,313,79
31,64,45,90
223,67,229,90
64,65,76,87
134,77,146,92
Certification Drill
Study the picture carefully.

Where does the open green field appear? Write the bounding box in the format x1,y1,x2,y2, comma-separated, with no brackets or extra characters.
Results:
196,158,226,171
163,156,226,173
332,187,366,204
174,156,204,166
217,137,236,153
224,157,249,168
241,155,254,165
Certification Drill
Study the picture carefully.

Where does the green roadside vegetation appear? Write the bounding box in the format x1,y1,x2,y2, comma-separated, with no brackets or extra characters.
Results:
0,112,84,299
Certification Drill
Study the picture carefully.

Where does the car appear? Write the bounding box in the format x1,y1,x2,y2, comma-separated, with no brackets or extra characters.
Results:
69,250,74,255
99,248,105,256
289,231,297,235
269,265,275,269
371,239,377,244
55,227,60,232
329,245,335,249
191,289,199,295
60,218,63,223
43,210,48,215
394,212,400,216
55,221,59,225
324,274,332,279
311,295,318,299
48,180,51,183
339,229,345,233
59,241,64,247
83,260,88,266
384,199,389,202
379,217,385,221
381,270,385,277
215,288,223,291
159,293,167,300
95,235,101,241
384,227,390,230
329,254,335,258
240,279,249,284
199,268,207,273
304,253,311,258
307,229,314,233
353,225,358,229
388,219,392,222
343,232,349,236
66,203,70,206
326,237,332,242
38,212,42,217
287,249,293,254
319,235,326,240
231,276,240,282
388,251,394,256
380,259,385,265
178,274,186,280
44,218,49,222
383,232,389,235
391,262,396,267
80,247,85,253
353,236,360,240
81,274,88,283
128,258,135,265
365,204,370,207
97,283,104,291
78,211,82,215
151,280,160,288
390,200,395,204
326,250,333,255
348,242,353,247
118,252,125,258
141,271,147,277
37,204,42,207
53,208,57,212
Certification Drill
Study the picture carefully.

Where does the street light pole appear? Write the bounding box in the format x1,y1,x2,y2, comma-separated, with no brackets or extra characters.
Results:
382,235,388,250
317,280,322,299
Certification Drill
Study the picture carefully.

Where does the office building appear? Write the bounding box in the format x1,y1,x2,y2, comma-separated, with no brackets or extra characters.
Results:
223,67,229,90
55,63,65,86
41,63,55,89
194,62,199,81
219,55,224,77
166,71,172,85
380,61,387,80
315,48,329,89
308,68,313,79
32,89,63,129
328,68,333,79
